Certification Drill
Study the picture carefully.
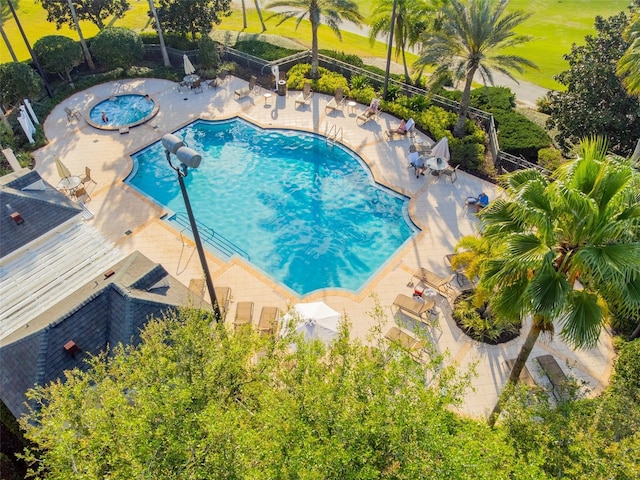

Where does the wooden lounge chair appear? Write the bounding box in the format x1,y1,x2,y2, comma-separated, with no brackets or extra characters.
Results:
393,293,435,322
64,107,82,122
504,358,537,387
325,87,345,113
81,166,96,187
413,268,458,299
258,306,280,335
234,76,258,99
215,286,231,319
295,82,313,108
234,301,254,329
536,355,570,401
385,326,424,350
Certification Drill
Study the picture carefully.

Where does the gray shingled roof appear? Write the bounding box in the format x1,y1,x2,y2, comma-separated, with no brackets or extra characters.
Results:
1,170,83,258
0,251,202,419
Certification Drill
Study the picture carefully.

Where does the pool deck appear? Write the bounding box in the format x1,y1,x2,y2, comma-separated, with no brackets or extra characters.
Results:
33,78,614,419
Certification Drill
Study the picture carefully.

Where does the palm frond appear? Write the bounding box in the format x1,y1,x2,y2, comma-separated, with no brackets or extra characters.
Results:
526,261,571,317
559,290,604,349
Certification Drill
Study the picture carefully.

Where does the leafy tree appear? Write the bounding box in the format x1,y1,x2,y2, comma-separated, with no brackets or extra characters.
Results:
266,0,364,79
368,0,433,84
156,0,232,41
33,35,83,85
35,0,130,30
91,27,144,70
415,0,536,138
0,62,43,107
547,12,640,157
18,306,543,478
198,35,220,70
480,137,640,426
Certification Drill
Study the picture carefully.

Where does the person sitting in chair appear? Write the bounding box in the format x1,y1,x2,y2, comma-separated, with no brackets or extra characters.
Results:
364,98,380,117
409,150,426,178
476,192,489,212
387,119,407,135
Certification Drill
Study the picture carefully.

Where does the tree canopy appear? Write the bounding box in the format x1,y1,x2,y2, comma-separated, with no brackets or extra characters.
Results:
33,35,83,83
35,0,130,31
547,12,640,156
0,62,43,107
156,0,232,41
19,306,546,479
90,27,144,70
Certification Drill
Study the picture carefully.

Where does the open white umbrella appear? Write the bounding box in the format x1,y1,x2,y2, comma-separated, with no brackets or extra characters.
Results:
55,156,72,179
23,98,39,125
281,302,342,344
430,137,450,162
183,54,196,75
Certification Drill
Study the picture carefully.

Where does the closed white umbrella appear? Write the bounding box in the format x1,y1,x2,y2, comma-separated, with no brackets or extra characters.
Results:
23,98,39,125
183,54,196,75
55,156,72,179
17,106,35,143
430,137,450,162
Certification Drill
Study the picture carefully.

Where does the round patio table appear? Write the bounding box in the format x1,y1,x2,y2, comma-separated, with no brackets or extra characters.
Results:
57,176,81,192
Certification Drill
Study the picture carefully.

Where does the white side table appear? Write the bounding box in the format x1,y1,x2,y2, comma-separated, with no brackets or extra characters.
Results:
347,101,357,115
263,93,273,106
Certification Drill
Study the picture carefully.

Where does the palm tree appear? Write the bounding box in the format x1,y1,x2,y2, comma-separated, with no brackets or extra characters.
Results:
266,0,364,79
240,0,267,32
618,8,640,163
480,137,640,427
67,0,95,70
369,0,433,84
415,0,536,138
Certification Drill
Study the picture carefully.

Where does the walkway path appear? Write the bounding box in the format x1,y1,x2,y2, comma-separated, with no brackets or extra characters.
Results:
34,78,611,419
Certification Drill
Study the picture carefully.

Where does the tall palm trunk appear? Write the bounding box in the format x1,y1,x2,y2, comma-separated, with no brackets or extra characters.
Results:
454,67,476,137
401,46,410,84
148,0,170,67
488,316,544,427
67,0,95,70
0,24,18,62
310,21,319,78
254,0,266,32
241,0,247,29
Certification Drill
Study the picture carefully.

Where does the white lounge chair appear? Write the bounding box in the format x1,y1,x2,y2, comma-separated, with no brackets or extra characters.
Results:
385,117,415,139
356,98,380,125
325,88,345,114
295,82,313,108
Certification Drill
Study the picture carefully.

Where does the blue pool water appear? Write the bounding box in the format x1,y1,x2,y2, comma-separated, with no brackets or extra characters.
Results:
128,118,417,296
89,94,156,129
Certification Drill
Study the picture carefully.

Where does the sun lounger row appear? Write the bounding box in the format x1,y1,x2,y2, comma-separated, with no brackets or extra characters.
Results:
233,302,281,335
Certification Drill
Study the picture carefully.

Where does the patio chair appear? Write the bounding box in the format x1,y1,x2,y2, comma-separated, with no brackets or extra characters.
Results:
234,301,254,329
441,164,459,183
177,81,188,93
234,76,259,99
190,79,203,94
413,268,457,299
64,107,82,122
393,293,436,322
258,306,280,335
215,286,231,319
325,87,345,114
356,98,380,125
80,166,97,187
295,82,313,109
72,186,91,203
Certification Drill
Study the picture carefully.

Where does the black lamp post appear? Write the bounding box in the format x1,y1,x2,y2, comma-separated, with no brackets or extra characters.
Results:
162,134,221,322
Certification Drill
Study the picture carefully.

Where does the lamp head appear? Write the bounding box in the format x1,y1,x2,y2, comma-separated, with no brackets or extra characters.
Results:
161,134,184,155
176,146,201,169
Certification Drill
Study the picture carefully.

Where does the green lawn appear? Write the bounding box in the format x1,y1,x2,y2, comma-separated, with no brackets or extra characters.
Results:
1,0,630,90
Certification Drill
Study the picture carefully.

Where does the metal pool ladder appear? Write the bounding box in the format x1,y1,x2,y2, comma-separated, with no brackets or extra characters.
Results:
326,124,343,145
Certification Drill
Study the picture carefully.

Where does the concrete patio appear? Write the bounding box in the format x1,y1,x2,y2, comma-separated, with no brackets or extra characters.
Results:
32,77,614,418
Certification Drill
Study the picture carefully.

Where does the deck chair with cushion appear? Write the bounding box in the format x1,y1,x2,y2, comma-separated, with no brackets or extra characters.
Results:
258,306,280,335
64,107,82,122
413,268,457,299
325,88,345,114
235,76,259,99
295,82,313,109
234,301,254,329
356,98,380,125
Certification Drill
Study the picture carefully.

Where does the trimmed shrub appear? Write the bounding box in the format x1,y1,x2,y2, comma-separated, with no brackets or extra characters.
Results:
198,36,219,70
318,49,364,68
470,86,515,112
495,110,551,161
0,62,43,107
33,35,83,82
234,40,300,61
92,28,144,70
537,147,565,171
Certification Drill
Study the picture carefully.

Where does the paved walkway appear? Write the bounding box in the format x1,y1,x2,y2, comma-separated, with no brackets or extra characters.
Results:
33,78,612,418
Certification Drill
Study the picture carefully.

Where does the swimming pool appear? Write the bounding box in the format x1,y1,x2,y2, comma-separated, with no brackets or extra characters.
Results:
128,118,418,296
86,94,158,130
